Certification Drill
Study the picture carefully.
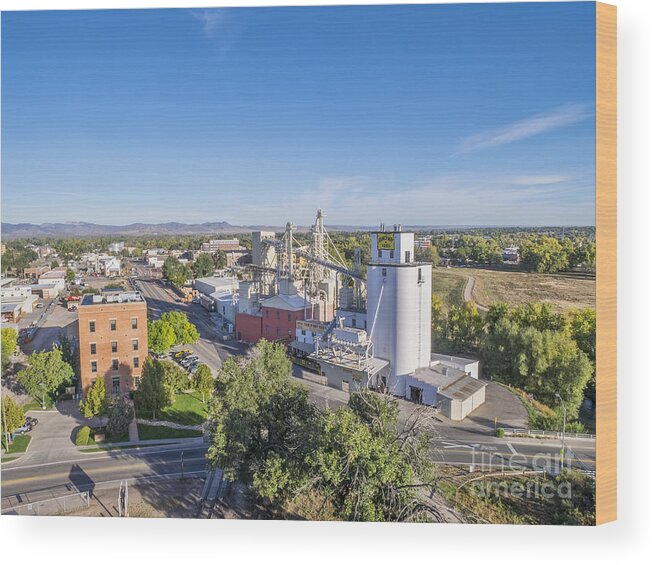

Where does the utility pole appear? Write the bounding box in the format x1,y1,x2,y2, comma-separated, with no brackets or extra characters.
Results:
555,393,566,468
2,394,11,450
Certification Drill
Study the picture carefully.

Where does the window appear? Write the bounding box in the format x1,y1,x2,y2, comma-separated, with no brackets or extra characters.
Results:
111,359,119,371
89,320,96,333
134,376,141,388
131,317,138,330
111,341,118,353
276,311,280,320
133,357,140,369
418,269,424,283
91,361,97,373
132,339,139,351
112,377,120,395
378,250,382,258
287,313,291,322
405,251,411,263
390,249,394,259
352,318,356,327
90,343,96,355
110,319,117,331
382,268,387,277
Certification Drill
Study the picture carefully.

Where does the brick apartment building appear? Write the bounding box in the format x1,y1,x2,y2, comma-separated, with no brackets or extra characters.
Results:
77,290,148,396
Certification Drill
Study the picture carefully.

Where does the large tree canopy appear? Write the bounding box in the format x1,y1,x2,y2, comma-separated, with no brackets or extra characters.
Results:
17,349,74,404
207,341,435,522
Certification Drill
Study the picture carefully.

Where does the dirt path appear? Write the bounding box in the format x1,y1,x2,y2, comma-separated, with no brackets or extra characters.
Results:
463,275,489,312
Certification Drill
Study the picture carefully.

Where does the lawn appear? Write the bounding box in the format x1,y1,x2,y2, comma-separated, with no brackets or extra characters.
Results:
432,268,467,307
137,424,203,441
2,433,31,454
22,394,55,412
137,392,208,426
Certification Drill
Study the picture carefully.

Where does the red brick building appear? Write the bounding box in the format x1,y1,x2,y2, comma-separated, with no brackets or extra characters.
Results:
236,293,318,344
78,291,148,396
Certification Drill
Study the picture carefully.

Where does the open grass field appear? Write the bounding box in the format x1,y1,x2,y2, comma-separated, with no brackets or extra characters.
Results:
433,267,595,312
431,269,468,307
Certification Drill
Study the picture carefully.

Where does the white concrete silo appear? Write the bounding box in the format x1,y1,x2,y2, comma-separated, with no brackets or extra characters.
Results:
366,226,432,396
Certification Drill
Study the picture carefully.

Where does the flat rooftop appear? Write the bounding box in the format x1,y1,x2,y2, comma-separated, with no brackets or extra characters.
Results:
413,365,486,401
80,291,144,306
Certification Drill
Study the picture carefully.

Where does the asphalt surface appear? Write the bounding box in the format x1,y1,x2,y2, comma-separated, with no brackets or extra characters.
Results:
1,443,209,511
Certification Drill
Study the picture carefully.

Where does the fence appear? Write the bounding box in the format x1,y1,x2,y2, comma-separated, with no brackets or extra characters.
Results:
3,490,90,516
499,428,595,441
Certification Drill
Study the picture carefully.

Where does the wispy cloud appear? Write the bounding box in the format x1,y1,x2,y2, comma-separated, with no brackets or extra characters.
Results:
189,9,223,36
455,104,590,155
511,175,569,186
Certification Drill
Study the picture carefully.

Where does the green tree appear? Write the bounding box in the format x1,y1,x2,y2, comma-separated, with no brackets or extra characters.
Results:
192,253,215,278
445,301,484,350
162,256,188,287
1,327,18,372
106,397,134,439
79,377,108,418
50,259,60,269
520,237,569,273
1,395,26,446
148,319,176,354
160,311,200,345
161,359,189,393
17,349,74,407
214,250,228,269
135,358,174,419
207,343,435,522
193,364,214,403
56,333,80,379
65,268,76,283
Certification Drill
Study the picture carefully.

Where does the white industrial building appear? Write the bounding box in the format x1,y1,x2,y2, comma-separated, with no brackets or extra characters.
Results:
194,276,236,297
309,224,485,421
108,241,125,253
37,271,66,293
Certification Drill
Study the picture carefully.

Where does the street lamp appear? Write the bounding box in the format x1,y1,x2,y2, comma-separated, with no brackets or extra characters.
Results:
555,393,566,468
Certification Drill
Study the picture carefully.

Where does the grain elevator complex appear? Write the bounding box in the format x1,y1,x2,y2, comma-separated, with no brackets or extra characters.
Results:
233,210,485,421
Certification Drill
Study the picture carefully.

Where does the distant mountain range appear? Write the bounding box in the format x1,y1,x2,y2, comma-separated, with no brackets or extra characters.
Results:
1,221,591,239
1,221,260,238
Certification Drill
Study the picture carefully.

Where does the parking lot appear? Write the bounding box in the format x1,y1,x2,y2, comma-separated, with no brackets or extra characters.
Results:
20,300,78,355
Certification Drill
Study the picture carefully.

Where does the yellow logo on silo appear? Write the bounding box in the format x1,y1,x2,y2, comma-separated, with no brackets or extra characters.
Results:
377,233,395,250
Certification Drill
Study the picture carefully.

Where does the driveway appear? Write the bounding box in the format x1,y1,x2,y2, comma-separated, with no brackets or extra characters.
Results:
9,400,104,466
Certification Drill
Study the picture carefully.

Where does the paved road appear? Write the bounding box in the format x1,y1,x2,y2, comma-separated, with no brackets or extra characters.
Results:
1,443,209,511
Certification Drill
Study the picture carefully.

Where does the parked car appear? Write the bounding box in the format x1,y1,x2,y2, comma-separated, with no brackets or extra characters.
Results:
15,417,38,434
36,302,44,308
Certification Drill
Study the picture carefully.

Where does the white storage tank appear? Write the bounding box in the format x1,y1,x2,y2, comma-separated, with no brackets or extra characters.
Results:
366,227,432,396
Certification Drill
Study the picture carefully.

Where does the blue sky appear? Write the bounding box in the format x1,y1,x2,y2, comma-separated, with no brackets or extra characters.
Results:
2,3,596,227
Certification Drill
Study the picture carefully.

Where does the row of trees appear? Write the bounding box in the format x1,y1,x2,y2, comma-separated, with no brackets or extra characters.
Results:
414,234,595,274
162,253,227,287
207,341,436,522
432,299,595,420
148,311,200,354
520,236,596,273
